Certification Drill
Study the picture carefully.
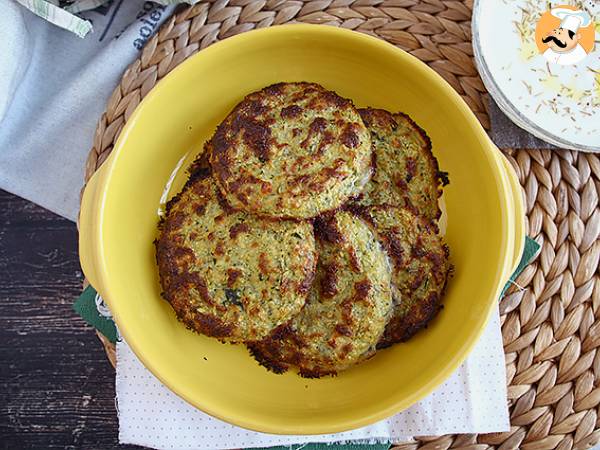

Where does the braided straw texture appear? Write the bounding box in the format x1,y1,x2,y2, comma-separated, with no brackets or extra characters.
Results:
81,1,600,448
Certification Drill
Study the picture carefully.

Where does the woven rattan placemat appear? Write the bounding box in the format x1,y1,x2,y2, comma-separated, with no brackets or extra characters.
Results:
81,2,600,448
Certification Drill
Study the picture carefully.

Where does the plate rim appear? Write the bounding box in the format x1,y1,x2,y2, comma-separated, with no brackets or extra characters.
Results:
472,0,600,153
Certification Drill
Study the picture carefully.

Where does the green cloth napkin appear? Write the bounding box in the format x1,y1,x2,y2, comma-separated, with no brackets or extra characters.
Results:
501,236,540,296
73,284,118,343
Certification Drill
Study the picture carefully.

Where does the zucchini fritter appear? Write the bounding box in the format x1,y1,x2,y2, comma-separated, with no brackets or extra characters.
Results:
356,108,444,222
248,211,393,377
155,175,317,343
210,82,373,219
353,205,450,347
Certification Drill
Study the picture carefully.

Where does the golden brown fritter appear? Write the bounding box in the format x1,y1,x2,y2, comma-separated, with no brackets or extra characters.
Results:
210,82,373,219
355,108,445,222
248,211,393,377
351,205,451,347
155,175,317,343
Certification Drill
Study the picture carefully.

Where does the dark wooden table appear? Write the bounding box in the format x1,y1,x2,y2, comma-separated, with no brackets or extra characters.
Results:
0,189,139,449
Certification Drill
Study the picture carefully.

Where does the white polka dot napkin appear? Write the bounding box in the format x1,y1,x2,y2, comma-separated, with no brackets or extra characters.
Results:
116,306,509,449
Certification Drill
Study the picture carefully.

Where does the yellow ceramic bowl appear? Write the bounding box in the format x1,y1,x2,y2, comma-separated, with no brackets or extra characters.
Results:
79,25,525,434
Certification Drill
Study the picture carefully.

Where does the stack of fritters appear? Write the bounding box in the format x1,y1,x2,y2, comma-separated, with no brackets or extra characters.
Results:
156,82,451,377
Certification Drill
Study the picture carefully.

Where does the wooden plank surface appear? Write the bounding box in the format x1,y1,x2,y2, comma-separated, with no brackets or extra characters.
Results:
0,189,139,449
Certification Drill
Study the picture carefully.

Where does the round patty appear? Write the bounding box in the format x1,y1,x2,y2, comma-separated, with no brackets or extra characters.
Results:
248,211,393,378
355,108,445,222
155,175,317,343
352,205,450,347
210,82,373,219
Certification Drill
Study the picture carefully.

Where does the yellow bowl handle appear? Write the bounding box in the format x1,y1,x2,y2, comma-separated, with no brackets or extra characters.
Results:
78,164,108,295
498,152,526,277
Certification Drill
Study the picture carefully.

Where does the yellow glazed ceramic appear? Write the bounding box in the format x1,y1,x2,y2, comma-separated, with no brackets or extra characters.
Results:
499,152,527,276
79,25,525,434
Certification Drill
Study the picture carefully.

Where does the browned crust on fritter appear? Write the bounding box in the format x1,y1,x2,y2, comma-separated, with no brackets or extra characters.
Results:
188,144,212,179
386,252,449,345
157,182,211,336
377,291,443,348
155,194,237,339
357,107,445,221
247,341,289,375
247,211,392,378
348,204,451,348
246,308,356,379
313,213,345,244
155,172,316,342
248,325,341,378
359,108,438,178
209,82,372,218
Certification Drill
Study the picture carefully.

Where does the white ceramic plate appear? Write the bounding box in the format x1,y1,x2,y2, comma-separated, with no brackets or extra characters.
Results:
473,0,600,152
